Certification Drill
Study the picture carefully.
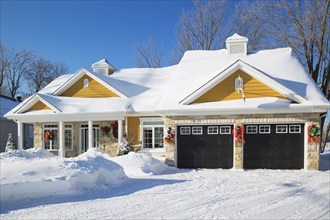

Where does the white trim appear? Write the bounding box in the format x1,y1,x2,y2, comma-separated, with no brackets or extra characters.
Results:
304,122,308,170
180,127,191,135
180,60,307,105
289,124,301,133
64,124,73,151
53,68,127,98
192,126,203,135
259,125,271,134
17,121,23,150
207,126,218,135
139,118,165,149
43,123,59,150
220,126,231,134
13,94,60,114
276,125,288,134
246,125,258,134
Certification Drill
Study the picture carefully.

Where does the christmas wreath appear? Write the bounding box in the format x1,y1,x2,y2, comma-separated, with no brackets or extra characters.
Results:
307,125,320,144
45,130,53,142
232,125,245,144
101,126,111,136
164,127,175,144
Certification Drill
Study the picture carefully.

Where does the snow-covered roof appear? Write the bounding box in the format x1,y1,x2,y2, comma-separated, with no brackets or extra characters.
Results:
91,58,116,71
226,33,248,42
5,42,330,120
0,96,19,118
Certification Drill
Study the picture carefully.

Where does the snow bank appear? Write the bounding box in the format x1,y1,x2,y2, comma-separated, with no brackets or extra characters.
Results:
0,148,126,204
0,148,171,204
112,152,170,176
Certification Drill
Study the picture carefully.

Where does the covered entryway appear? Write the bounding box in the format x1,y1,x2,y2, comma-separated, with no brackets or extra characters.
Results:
177,125,233,168
244,124,304,169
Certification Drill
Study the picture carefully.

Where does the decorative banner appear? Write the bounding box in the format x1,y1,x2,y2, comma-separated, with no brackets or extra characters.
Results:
45,130,53,142
235,76,245,101
164,127,175,145
307,125,320,144
232,125,246,144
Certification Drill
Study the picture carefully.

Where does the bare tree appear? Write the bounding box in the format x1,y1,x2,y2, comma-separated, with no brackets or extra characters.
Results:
134,38,162,68
175,0,229,54
0,43,11,95
5,47,34,98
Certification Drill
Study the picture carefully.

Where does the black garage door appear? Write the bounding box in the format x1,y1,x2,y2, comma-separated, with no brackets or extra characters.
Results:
177,125,233,169
244,124,304,169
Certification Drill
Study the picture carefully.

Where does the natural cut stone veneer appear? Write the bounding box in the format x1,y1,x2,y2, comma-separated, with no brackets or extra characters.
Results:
34,123,43,149
306,121,320,170
164,117,176,166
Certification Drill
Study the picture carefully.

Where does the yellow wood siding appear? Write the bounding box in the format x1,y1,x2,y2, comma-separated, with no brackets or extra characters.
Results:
25,100,51,112
127,117,140,145
60,75,120,98
193,70,287,103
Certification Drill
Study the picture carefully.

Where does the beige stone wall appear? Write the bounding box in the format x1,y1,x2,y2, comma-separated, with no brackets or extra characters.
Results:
33,123,43,149
305,121,321,170
165,113,321,170
99,121,119,156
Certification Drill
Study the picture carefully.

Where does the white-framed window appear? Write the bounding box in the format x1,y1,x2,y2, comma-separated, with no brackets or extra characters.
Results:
246,125,258,134
289,125,301,133
140,118,164,149
43,124,58,150
207,126,218,135
259,125,271,134
192,127,203,135
220,126,231,134
83,79,89,87
180,127,191,135
276,125,287,133
80,124,100,153
65,124,73,150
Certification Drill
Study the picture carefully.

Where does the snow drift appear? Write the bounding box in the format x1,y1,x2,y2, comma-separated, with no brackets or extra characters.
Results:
0,148,169,204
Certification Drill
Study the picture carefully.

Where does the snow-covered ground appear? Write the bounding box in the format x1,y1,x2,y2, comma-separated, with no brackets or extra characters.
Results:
1,145,329,219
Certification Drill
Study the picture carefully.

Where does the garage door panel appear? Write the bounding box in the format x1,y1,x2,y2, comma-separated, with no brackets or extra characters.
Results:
244,124,304,169
177,125,233,169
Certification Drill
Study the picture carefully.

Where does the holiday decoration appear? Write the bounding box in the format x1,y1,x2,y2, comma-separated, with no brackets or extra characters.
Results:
111,121,118,129
307,125,321,144
45,130,53,142
232,125,245,143
111,121,118,138
101,126,111,136
5,133,16,152
164,127,175,145
235,76,245,101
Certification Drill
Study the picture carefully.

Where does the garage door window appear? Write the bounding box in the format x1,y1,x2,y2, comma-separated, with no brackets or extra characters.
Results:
180,127,191,135
220,126,231,134
246,125,258,134
208,126,218,134
276,125,287,133
289,125,301,133
192,127,203,135
259,125,271,134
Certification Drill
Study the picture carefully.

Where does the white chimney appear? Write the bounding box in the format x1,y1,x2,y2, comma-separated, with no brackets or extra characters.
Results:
91,58,116,75
226,33,248,55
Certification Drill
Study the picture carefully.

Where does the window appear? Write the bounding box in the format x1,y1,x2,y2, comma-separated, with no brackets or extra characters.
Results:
180,127,191,135
207,126,218,135
192,127,203,135
246,125,258,134
276,125,287,133
289,125,301,133
65,125,73,150
83,79,89,87
259,125,271,134
220,126,231,134
140,119,164,149
44,124,58,150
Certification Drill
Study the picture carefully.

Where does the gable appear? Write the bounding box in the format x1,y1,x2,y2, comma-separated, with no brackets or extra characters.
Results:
24,100,51,112
59,74,120,98
193,70,287,103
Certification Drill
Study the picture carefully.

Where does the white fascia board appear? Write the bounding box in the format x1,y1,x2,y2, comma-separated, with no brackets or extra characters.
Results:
53,68,127,98
180,60,306,105
156,105,328,117
12,94,60,114
7,112,126,123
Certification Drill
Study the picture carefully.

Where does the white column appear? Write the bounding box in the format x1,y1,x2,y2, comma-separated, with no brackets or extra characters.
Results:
118,120,123,146
58,121,65,157
17,121,23,150
88,120,93,149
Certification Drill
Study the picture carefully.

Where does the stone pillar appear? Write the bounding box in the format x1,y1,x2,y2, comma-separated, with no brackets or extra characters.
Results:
305,122,320,170
233,123,244,169
118,120,123,146
164,117,176,166
88,120,93,149
58,121,65,157
17,121,23,150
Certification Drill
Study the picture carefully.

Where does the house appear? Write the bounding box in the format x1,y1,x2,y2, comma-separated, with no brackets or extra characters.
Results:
0,95,33,152
5,34,330,170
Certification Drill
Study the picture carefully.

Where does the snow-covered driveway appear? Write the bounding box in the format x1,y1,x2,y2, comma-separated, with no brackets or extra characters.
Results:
1,168,329,219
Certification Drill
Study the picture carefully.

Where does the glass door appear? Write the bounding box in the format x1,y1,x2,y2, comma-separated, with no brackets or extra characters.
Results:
142,126,164,149
80,125,100,153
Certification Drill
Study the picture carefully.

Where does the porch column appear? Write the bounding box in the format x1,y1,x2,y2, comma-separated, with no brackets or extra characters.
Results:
17,121,23,150
58,121,65,157
118,120,123,146
88,120,93,149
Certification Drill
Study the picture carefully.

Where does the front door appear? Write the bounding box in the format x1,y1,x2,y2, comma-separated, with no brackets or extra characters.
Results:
142,126,164,149
80,125,100,153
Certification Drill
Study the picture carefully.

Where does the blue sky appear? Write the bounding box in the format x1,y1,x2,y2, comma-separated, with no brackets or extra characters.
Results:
1,0,196,72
